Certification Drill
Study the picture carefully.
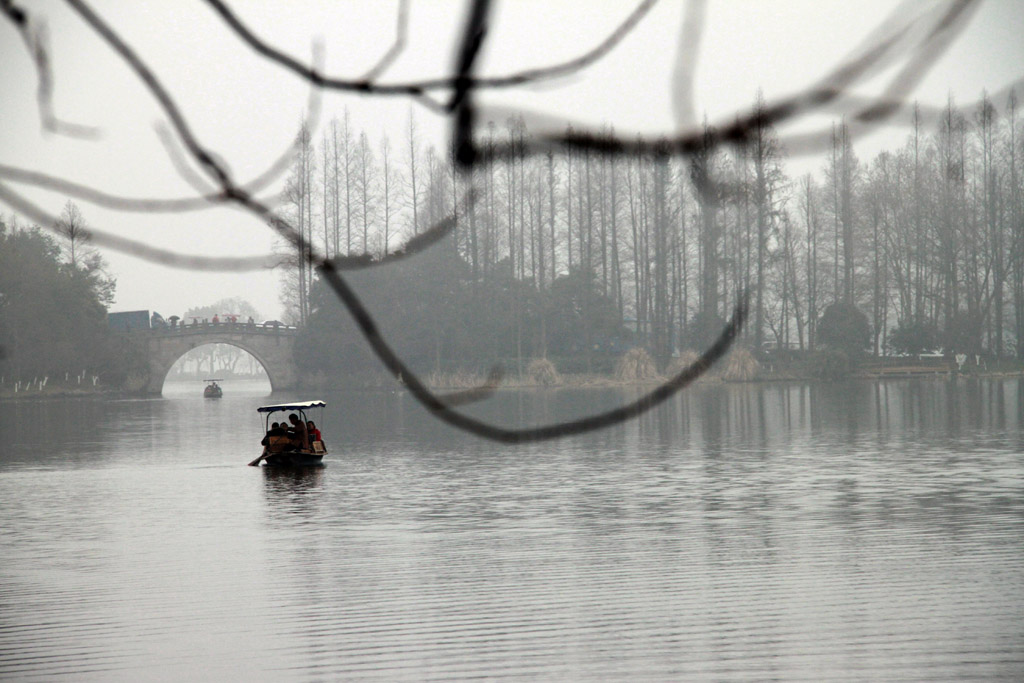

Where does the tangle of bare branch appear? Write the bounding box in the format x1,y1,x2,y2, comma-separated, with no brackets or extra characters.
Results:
56,0,508,403
0,67,323,216
38,0,744,441
5,0,1013,444
2,0,461,272
153,62,325,203
468,0,988,163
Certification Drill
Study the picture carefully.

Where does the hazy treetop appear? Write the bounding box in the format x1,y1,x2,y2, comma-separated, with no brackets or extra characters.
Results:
1,1,1020,318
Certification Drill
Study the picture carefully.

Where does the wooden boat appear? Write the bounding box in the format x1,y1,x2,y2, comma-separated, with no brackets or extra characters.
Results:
260,450,325,467
203,379,223,398
249,400,328,467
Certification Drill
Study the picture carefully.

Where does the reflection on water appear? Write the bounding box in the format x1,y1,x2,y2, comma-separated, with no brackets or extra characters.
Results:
162,377,272,398
262,465,325,516
1,378,1022,680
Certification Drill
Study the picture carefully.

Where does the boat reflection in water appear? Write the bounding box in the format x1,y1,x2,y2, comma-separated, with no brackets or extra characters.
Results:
261,465,324,512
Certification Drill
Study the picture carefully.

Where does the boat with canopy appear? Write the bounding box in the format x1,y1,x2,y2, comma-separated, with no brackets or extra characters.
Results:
248,400,328,467
203,379,223,398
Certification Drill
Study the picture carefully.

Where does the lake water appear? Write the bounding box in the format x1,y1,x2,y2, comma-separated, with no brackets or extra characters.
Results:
1,378,1022,680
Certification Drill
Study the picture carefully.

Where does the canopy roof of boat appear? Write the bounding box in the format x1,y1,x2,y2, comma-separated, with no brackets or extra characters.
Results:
257,400,326,413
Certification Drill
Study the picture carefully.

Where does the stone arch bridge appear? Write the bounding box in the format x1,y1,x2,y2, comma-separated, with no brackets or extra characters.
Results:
136,323,299,394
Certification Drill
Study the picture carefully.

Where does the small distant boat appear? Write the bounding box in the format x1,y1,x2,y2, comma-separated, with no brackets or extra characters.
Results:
249,400,328,467
203,379,223,398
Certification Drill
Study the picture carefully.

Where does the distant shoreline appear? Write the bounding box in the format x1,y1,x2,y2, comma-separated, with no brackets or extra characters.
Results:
3,364,1022,401
302,364,1024,393
0,385,116,401
421,370,1024,391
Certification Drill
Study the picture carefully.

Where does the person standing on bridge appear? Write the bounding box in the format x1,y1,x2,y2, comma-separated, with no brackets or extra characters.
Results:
212,314,219,324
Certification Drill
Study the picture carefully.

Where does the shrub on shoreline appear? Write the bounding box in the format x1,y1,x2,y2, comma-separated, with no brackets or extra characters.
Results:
722,347,760,381
527,358,562,386
614,348,660,382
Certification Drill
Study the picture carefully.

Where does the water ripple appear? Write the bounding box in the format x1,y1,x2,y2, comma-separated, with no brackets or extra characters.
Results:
1,381,1023,680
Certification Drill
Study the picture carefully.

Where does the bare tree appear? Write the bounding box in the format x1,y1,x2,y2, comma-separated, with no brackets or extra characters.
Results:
406,110,421,236
54,200,92,267
379,135,401,256
284,121,316,324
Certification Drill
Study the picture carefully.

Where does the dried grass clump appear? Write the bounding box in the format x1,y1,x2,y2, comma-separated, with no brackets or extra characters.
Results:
614,347,660,382
721,346,760,381
664,350,701,376
426,369,485,389
527,358,562,386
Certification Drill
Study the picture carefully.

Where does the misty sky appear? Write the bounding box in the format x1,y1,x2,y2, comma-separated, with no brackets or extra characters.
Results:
2,1,1022,321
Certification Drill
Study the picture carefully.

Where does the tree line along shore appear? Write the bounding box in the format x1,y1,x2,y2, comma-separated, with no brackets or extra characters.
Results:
4,89,1023,397
281,93,1024,387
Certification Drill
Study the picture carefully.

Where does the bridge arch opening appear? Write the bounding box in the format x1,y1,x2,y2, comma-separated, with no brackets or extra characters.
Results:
142,325,298,396
161,342,272,396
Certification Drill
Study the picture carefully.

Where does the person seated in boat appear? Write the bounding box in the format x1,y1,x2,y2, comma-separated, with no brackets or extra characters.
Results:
306,420,322,444
287,413,309,451
261,422,289,453
261,421,285,445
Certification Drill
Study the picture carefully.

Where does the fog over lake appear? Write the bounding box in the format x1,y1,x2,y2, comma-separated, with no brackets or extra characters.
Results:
3,2,1024,679
1,379,1021,680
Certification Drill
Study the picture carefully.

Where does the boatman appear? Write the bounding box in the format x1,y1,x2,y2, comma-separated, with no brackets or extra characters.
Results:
287,413,309,451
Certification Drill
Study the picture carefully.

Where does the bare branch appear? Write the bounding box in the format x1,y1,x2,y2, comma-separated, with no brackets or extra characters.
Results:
64,0,234,189
471,0,989,162
150,58,325,205
671,0,707,133
320,256,748,443
449,0,492,167
200,0,659,96
328,210,457,270
359,0,410,83
853,0,981,122
0,162,261,213
436,366,504,407
153,124,222,197
0,64,323,215
469,0,659,89
2,0,99,138
0,182,283,271
221,51,327,199
57,0,456,270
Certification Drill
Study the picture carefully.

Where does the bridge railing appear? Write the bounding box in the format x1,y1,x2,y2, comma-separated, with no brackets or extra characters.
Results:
131,321,299,336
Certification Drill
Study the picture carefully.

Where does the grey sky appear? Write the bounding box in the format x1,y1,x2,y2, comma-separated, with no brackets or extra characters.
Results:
1,1,1022,320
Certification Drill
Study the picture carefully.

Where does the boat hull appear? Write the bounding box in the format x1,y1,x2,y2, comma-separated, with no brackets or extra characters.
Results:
261,451,324,467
